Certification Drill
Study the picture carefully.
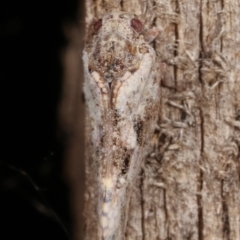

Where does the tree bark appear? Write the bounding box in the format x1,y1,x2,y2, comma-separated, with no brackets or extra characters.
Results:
61,0,240,239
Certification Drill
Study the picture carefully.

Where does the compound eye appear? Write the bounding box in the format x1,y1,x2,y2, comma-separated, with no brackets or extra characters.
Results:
131,18,144,32
93,19,102,32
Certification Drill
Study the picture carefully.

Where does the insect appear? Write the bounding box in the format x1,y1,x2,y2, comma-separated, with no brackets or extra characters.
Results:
83,11,160,240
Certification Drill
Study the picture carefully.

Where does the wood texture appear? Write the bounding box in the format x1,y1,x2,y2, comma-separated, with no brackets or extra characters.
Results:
61,0,240,239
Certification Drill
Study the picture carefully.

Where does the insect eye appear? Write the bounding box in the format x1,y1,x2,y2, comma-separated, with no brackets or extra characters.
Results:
93,19,102,32
131,18,144,33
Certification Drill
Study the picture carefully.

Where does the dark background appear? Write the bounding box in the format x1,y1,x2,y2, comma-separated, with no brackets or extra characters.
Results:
1,1,80,239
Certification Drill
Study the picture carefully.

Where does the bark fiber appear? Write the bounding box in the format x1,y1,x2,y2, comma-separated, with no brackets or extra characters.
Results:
61,0,240,239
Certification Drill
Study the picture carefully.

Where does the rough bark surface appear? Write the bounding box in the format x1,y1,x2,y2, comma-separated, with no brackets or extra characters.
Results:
61,0,240,239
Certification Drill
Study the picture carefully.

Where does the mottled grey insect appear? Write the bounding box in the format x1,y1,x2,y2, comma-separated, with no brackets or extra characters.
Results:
83,11,160,240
